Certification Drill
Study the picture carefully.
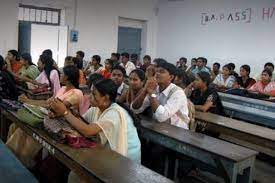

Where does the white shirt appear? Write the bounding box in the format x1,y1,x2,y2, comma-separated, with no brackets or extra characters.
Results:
213,74,235,88
117,82,129,95
131,83,190,129
120,61,136,76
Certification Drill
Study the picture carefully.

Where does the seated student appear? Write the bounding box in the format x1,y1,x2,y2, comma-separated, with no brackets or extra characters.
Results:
111,53,120,67
173,69,190,89
228,62,239,78
64,56,87,85
176,57,188,71
6,66,84,168
15,53,40,81
190,72,223,115
131,53,141,68
84,55,103,77
42,49,58,70
255,62,275,81
119,69,145,106
131,60,190,129
99,59,113,79
233,65,256,89
140,55,151,72
75,50,86,69
192,57,210,75
212,64,236,90
87,73,104,89
49,79,141,182
211,62,221,81
249,69,275,97
120,52,136,76
111,65,129,101
5,50,22,74
202,57,211,72
28,55,61,96
0,55,18,100
186,58,197,74
19,65,83,111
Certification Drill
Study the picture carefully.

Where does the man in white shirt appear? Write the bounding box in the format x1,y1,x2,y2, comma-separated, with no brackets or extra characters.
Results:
120,52,136,76
131,59,190,129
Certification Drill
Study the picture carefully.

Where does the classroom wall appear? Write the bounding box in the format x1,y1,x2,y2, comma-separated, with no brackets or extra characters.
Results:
157,0,275,77
20,0,158,62
0,0,19,56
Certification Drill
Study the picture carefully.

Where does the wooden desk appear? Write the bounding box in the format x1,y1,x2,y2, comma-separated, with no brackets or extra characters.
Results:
218,92,275,128
138,118,258,183
16,86,52,100
1,110,172,183
0,139,38,183
195,111,275,157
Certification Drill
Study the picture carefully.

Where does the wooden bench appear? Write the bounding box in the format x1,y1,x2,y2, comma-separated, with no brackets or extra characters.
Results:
1,109,172,183
138,118,258,183
218,92,275,128
0,139,38,183
195,111,275,157
16,85,52,100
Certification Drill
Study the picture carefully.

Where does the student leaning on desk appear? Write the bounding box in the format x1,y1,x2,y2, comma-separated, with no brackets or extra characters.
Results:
49,79,141,183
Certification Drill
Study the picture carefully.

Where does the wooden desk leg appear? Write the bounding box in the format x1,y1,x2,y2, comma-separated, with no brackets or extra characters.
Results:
236,157,255,183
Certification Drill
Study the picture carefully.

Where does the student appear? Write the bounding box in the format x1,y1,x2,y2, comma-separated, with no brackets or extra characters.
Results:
173,69,191,91
84,55,103,77
111,65,129,101
228,62,239,78
42,49,58,69
255,62,275,81
16,53,40,81
212,64,236,90
233,65,256,89
0,55,18,100
249,69,275,97
191,57,210,75
119,69,145,106
76,50,86,69
190,72,223,115
99,59,113,79
65,57,87,85
87,73,104,89
202,57,211,72
186,58,197,74
7,66,84,168
176,57,188,71
120,52,136,76
49,79,141,182
131,60,189,129
32,55,61,96
111,53,120,67
140,55,151,72
5,50,22,74
131,53,141,68
211,62,221,80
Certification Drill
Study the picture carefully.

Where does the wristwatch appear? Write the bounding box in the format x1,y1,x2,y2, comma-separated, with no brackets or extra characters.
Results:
150,93,157,98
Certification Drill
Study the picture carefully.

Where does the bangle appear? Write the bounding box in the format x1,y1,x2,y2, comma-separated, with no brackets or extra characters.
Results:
63,110,69,116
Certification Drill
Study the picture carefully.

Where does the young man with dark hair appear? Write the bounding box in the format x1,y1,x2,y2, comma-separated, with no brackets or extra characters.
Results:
76,50,86,69
131,60,189,129
211,62,221,80
120,52,136,76
140,55,151,72
192,57,210,75
111,53,120,67
176,57,188,71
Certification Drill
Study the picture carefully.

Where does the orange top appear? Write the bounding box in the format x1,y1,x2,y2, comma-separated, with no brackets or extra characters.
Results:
12,62,23,74
100,69,111,79
79,70,86,85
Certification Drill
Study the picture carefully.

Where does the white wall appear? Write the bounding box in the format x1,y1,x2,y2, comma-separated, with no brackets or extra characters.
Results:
20,0,158,62
157,0,275,76
0,0,19,56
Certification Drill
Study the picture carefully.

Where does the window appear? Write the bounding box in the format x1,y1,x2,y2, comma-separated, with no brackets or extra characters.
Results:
18,4,61,26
